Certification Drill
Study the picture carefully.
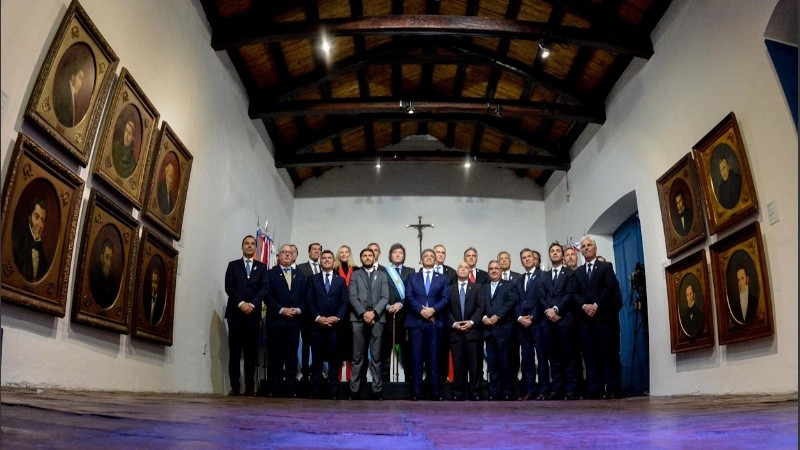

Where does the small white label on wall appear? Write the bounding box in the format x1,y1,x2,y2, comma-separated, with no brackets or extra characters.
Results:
767,201,779,225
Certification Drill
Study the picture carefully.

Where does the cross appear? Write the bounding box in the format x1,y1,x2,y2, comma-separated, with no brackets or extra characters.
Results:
407,215,434,263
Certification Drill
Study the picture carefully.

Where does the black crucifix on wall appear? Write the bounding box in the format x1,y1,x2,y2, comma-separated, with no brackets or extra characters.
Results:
407,215,434,263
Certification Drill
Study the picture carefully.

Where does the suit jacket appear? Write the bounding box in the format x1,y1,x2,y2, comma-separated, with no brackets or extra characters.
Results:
728,289,758,324
432,265,458,285
469,268,489,285
538,267,577,327
447,281,485,342
349,268,390,322
296,260,321,279
502,270,522,282
515,269,544,322
12,227,50,282
224,258,269,323
266,266,307,328
157,180,177,215
574,260,618,323
305,271,349,323
405,268,452,328
674,208,694,236
482,280,518,338
380,265,415,308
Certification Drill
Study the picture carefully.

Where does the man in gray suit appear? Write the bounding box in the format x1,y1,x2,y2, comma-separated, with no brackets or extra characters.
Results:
349,248,390,399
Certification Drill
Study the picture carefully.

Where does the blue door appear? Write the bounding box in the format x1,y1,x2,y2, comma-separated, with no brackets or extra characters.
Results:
613,213,648,396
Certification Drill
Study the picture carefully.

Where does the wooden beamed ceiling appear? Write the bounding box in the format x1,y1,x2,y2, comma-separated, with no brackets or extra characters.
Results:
201,0,672,187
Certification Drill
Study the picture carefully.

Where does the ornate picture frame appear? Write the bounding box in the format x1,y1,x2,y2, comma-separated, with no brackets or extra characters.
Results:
71,188,139,334
131,227,178,346
709,222,773,345
24,0,119,166
1,133,84,317
665,250,714,353
143,122,193,240
692,112,759,235
90,68,160,208
657,153,707,258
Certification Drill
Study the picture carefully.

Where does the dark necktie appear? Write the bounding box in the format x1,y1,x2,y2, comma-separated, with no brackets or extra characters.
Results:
525,272,533,291
313,262,319,274
459,282,466,320
325,273,331,293
366,271,373,308
587,263,593,280
552,269,558,281
246,260,252,278
425,270,431,294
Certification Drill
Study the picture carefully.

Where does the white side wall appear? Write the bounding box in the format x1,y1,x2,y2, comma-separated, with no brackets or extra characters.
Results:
544,0,798,395
1,0,294,393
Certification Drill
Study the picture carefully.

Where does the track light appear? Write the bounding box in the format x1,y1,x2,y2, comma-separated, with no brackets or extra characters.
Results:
376,158,381,169
539,41,550,59
406,101,415,114
494,104,503,117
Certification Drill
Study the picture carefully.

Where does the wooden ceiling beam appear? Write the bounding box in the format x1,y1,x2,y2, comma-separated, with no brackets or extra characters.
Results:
211,15,653,58
250,98,605,123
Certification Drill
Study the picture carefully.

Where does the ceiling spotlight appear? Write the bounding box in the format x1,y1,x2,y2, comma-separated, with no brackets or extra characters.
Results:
406,101,415,114
494,104,503,117
376,158,381,169
539,41,550,59
464,156,472,168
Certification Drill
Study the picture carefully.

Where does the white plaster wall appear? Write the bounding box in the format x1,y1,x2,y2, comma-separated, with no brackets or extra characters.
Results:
291,164,548,273
1,0,294,393
544,0,798,395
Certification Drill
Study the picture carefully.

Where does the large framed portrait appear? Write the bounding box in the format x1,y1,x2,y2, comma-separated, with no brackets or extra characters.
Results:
709,222,773,345
131,228,177,346
1,133,85,317
90,68,160,208
23,0,119,166
665,250,714,353
692,112,759,235
657,154,707,258
71,189,138,334
143,123,193,240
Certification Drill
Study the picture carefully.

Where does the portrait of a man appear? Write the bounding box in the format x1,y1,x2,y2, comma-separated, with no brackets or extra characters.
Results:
52,43,94,128
111,107,141,178
12,198,50,282
714,149,742,209
728,263,758,324
143,265,166,326
89,237,120,309
157,160,178,215
671,188,694,236
678,280,703,338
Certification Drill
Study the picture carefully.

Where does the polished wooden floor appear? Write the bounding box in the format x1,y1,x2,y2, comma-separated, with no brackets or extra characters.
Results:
1,387,797,448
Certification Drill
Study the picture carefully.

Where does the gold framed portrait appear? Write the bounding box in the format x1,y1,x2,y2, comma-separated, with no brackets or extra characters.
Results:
656,154,707,258
665,250,714,353
132,228,178,346
1,133,85,317
709,222,773,345
71,189,139,334
693,112,759,235
24,0,119,166
143,122,193,240
90,68,160,208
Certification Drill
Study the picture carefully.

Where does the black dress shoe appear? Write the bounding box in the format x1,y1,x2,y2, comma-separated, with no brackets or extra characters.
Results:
565,392,580,400
411,396,419,401
228,389,240,396
535,393,547,401
503,395,512,401
370,392,383,401
470,395,481,401
518,394,533,401
546,392,562,400
602,392,617,400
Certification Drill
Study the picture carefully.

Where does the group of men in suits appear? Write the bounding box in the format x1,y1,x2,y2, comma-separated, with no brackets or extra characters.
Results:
225,235,622,401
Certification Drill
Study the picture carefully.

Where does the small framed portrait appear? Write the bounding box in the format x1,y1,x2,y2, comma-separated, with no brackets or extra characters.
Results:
23,0,119,166
71,189,139,334
665,250,714,353
709,222,773,345
1,133,85,317
90,68,160,208
657,154,707,258
693,112,759,235
131,227,178,346
143,122,193,240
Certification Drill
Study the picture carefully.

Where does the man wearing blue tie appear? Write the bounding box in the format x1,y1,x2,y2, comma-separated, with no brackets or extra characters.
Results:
481,260,519,400
224,235,269,396
447,261,485,401
405,248,451,400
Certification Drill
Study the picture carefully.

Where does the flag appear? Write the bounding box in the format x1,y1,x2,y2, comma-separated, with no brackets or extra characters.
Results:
256,220,274,268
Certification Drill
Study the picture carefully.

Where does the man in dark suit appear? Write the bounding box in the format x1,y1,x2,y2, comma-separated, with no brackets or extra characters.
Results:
498,251,521,282
432,244,457,285
13,198,50,282
729,265,758,324
348,248,390,400
673,192,693,236
143,267,166,326
304,249,349,399
156,162,177,215
379,243,415,382
463,247,489,285
265,244,307,397
481,260,518,400
680,283,703,337
574,236,621,399
405,248,451,400
53,63,85,127
515,248,547,400
716,155,742,209
539,243,579,400
447,261,485,401
296,242,322,383
90,239,120,309
224,235,269,396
